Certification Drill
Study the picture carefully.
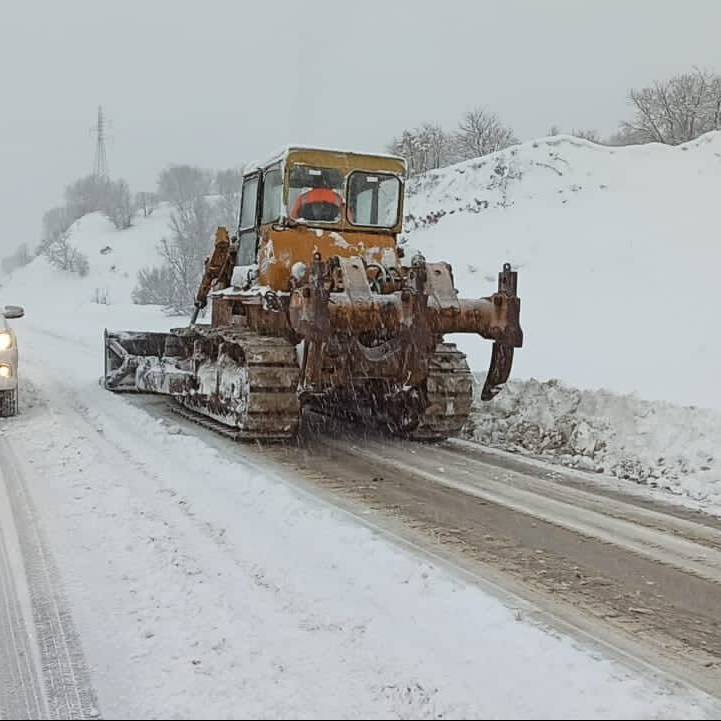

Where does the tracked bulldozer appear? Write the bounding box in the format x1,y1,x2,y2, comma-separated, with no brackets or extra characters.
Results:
104,147,522,440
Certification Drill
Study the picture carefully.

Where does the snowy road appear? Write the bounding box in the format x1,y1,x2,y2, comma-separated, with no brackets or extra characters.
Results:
0,438,99,720
0,318,719,718
135,397,721,699
279,430,721,696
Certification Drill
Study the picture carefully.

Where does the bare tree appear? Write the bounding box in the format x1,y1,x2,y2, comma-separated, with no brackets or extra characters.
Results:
455,107,517,160
620,68,721,145
64,175,112,220
215,168,243,197
157,165,212,209
44,234,89,276
571,128,601,142
388,129,426,175
214,168,243,229
136,166,230,312
389,124,456,175
104,179,135,229
62,174,136,229
132,266,179,307
140,197,219,313
39,206,75,254
415,124,454,170
41,200,92,276
135,191,159,218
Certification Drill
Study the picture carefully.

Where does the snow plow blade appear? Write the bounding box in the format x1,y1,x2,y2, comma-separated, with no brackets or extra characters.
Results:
104,329,176,392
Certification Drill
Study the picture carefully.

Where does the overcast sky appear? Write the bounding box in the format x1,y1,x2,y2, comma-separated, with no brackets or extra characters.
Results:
1,0,720,255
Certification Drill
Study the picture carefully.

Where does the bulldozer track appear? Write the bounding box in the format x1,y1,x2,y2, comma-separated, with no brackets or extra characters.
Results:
177,328,302,441
167,337,475,443
169,399,278,441
408,342,474,440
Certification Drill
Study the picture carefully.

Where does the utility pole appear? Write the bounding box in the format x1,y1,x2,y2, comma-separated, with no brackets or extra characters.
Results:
91,105,109,179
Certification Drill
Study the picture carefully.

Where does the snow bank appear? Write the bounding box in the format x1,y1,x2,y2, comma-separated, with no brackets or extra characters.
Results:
468,376,721,513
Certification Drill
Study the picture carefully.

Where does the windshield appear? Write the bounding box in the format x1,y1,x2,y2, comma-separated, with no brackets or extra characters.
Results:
286,165,402,228
288,166,345,223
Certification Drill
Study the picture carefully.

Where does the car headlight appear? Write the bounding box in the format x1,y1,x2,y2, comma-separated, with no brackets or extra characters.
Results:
0,332,12,351
0,364,12,378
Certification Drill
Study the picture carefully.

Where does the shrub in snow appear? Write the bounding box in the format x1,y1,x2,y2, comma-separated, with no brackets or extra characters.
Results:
64,175,112,220
132,265,184,310
43,233,89,277
133,195,235,313
39,205,75,255
61,175,136,230
135,191,159,218
104,179,135,230
157,165,212,209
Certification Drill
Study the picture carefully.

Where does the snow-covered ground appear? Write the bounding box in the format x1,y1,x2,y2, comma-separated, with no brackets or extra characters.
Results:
4,208,169,309
0,305,715,719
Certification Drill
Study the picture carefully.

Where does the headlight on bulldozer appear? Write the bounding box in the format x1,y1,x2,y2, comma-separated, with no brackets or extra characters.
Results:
0,332,12,351
0,364,12,378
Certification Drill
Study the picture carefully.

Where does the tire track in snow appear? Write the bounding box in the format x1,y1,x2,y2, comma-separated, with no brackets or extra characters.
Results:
0,437,100,720
0,471,46,720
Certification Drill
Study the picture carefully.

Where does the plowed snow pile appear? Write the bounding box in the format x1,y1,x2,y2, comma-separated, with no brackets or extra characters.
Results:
466,377,721,512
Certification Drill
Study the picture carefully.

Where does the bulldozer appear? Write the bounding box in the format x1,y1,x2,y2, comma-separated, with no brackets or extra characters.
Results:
104,147,522,441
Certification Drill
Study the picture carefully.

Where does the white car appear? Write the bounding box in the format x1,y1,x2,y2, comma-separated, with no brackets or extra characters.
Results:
0,305,24,417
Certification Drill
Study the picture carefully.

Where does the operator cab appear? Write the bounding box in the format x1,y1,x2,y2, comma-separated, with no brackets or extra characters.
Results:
235,147,406,290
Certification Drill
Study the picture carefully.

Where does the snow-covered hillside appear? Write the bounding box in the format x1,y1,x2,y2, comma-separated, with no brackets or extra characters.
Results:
403,131,721,412
6,208,168,308
1,206,176,344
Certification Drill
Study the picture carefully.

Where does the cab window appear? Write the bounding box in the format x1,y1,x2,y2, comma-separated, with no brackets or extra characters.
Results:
288,166,345,223
347,172,401,228
261,165,282,224
237,174,259,266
